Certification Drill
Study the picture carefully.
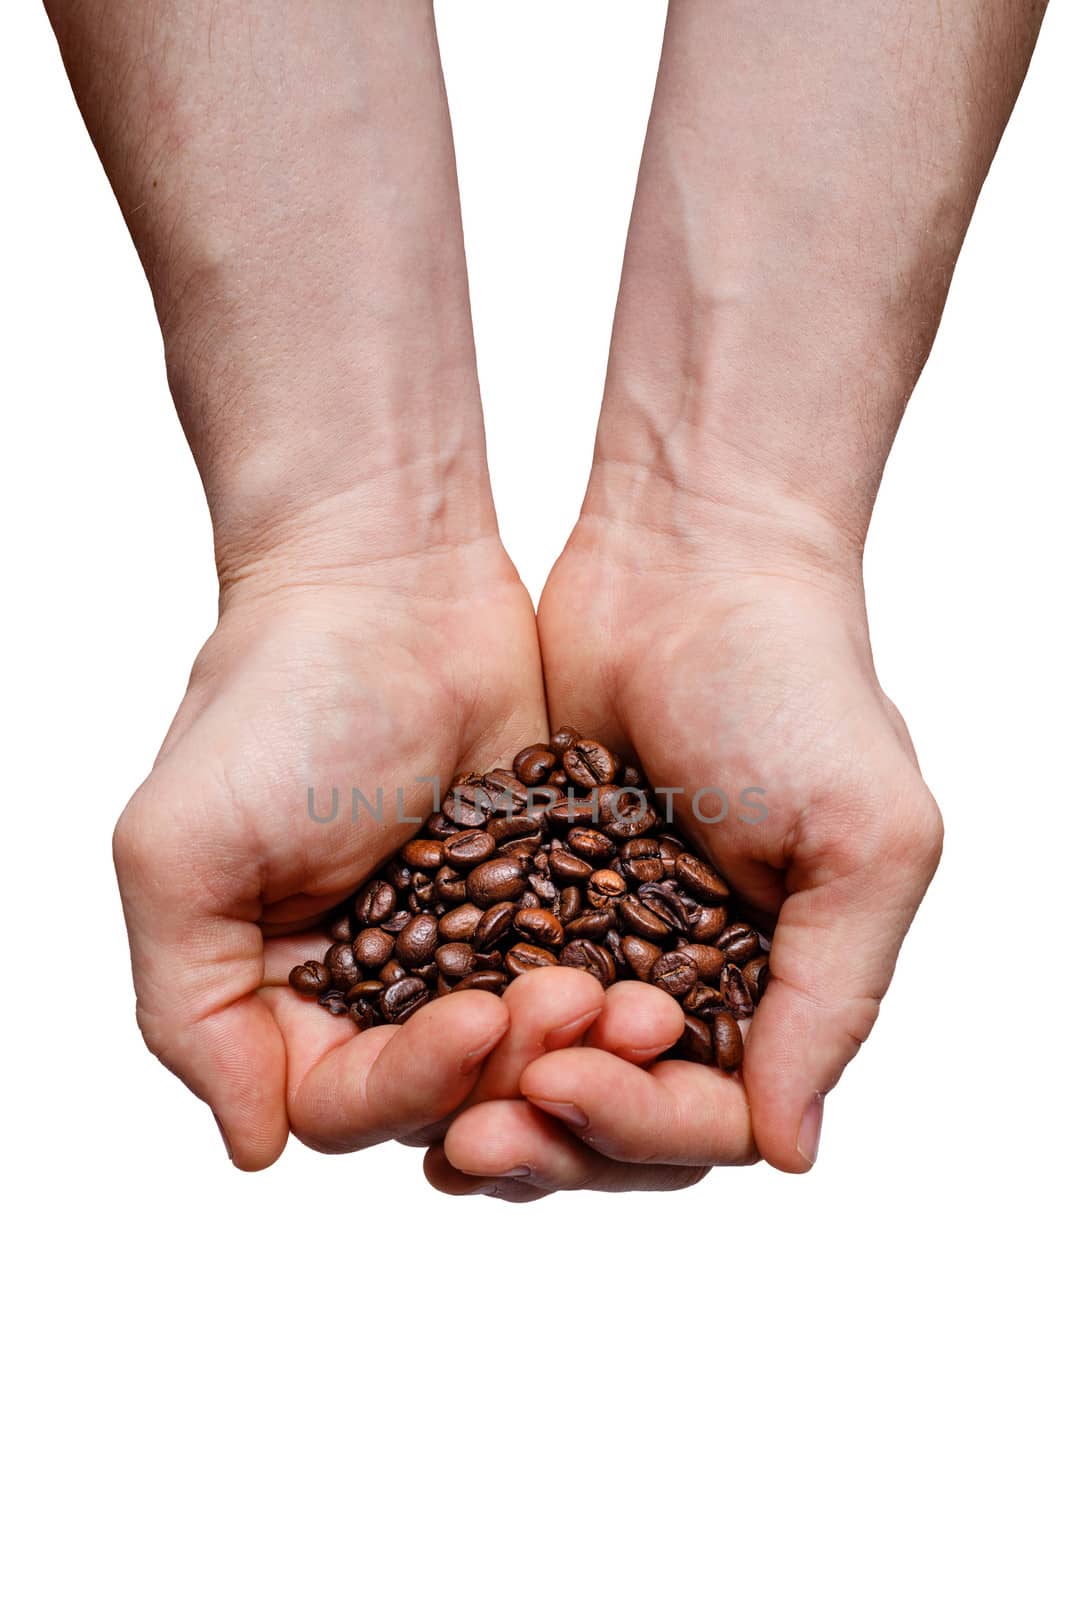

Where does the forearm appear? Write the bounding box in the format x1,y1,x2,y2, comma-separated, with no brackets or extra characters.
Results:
46,0,491,581
589,0,1047,558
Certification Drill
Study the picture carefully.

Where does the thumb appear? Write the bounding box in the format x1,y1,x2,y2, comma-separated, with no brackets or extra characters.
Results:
743,790,942,1173
113,792,290,1171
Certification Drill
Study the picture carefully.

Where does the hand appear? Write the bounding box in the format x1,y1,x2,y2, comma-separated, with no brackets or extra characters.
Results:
429,512,942,1194
113,529,547,1169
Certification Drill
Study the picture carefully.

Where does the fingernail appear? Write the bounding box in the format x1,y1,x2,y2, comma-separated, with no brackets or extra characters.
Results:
213,1113,234,1163
796,1094,824,1167
528,1098,588,1131
497,1165,531,1179
462,1025,508,1070
542,1008,602,1050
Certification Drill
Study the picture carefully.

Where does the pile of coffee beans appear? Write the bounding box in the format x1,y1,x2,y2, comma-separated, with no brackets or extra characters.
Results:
288,729,768,1070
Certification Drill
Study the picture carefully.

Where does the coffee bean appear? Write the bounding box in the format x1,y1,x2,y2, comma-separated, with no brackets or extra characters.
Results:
600,786,657,841
454,972,508,994
675,943,726,983
637,882,690,932
546,793,599,828
354,878,396,925
347,979,384,1002
721,963,753,1017
434,864,469,905
348,997,378,1029
318,990,350,1016
394,913,439,967
439,903,482,942
473,949,504,971
550,725,580,754
467,858,527,907
505,942,559,977
684,983,723,1015
402,838,444,872
443,829,495,867
513,744,557,785
680,1016,713,1065
380,909,413,934
487,813,542,844
618,895,672,941
325,942,362,990
688,904,729,943
474,903,516,950
565,909,615,941
443,783,492,827
425,811,459,839
676,854,730,903
620,936,660,981
435,942,475,980
560,939,617,985
513,907,565,948
565,827,614,864
326,913,353,943
711,1013,744,1072
380,976,430,1023
558,886,583,923
717,924,761,964
353,927,395,969
650,950,698,998
742,956,769,1000
562,738,618,788
289,960,330,996
588,869,626,903
548,849,593,885
379,959,407,986
527,873,557,902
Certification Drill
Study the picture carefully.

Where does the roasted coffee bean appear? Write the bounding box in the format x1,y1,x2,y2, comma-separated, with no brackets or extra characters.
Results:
566,826,614,864
467,859,527,908
676,853,730,903
380,910,413,934
684,983,723,1015
517,890,541,910
546,793,599,828
353,927,395,969
742,956,770,1000
717,924,761,964
443,783,492,827
620,936,660,981
513,744,557,785
409,883,436,910
711,1013,744,1072
325,942,362,990
454,971,508,994
650,950,698,998
721,963,753,1017
487,813,542,844
513,907,565,948
434,865,469,906
689,904,729,943
402,838,444,872
379,959,407,986
435,942,475,981
675,943,726,984
657,837,683,874
385,860,414,894
560,939,616,985
347,979,384,1002
525,873,555,902
588,869,626,902
618,895,672,941
680,1016,713,1065
565,909,615,941
605,928,625,965
425,811,459,839
380,976,430,1023
480,769,529,813
394,913,439,967
600,785,657,841
348,996,378,1029
443,828,495,867
326,913,353,943
548,849,593,885
472,949,504,971
439,903,482,942
474,903,516,950
558,886,583,923
562,737,618,788
354,878,396,925
505,942,559,977
637,882,690,932
318,990,350,1016
550,725,580,754
289,960,331,997
495,841,537,868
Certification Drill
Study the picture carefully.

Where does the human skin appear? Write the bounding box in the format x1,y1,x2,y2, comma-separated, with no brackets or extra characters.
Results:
428,0,1048,1197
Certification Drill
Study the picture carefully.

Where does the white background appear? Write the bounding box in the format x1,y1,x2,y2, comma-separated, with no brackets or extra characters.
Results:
2,3,1064,1596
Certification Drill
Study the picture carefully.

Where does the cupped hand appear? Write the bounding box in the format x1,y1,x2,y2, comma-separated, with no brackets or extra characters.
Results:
431,514,942,1193
113,534,547,1169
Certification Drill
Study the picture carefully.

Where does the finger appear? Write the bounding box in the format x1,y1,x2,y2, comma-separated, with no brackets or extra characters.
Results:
743,797,942,1173
438,1097,710,1194
422,1141,548,1202
580,980,686,1063
519,1047,757,1167
467,966,607,1104
280,989,508,1154
115,809,290,1172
